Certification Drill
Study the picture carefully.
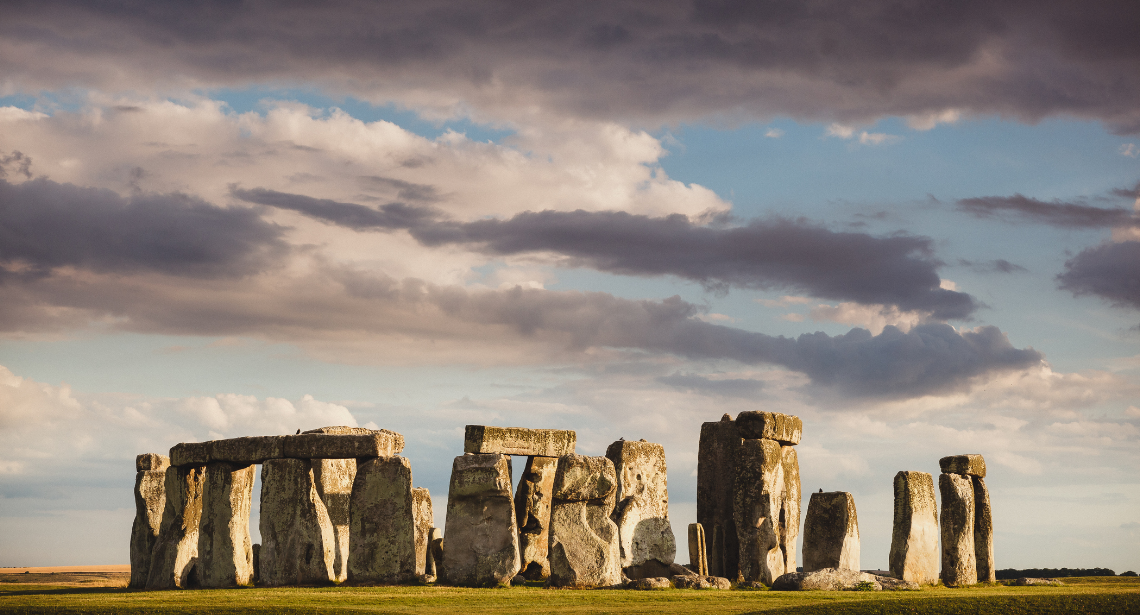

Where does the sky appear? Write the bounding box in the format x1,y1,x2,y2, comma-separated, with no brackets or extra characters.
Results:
0,0,1138,572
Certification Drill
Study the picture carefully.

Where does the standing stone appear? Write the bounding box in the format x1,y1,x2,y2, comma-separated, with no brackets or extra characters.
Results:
412,487,434,576
258,458,335,586
939,473,977,587
514,455,558,580
780,445,801,575
605,439,676,579
697,415,741,579
464,425,576,457
802,491,860,573
312,458,356,582
348,456,416,584
547,454,622,588
130,454,169,588
688,523,708,576
197,461,256,588
146,465,205,589
973,476,995,583
430,533,445,580
425,527,441,578
442,453,520,586
888,471,939,585
734,438,789,584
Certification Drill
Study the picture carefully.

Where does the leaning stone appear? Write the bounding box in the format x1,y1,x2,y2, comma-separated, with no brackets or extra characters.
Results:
464,425,576,457
258,458,335,586
802,491,860,573
136,453,170,473
412,487,434,576
888,471,939,585
443,453,520,586
304,426,405,454
197,461,256,588
735,411,802,445
631,576,672,590
938,454,986,478
284,432,403,459
606,439,676,579
939,473,977,587
514,455,558,579
170,442,209,467
208,436,286,464
688,523,708,576
734,438,790,584
771,568,881,591
548,454,622,588
130,466,168,588
312,458,356,582
348,456,416,584
972,476,995,583
146,465,205,589
1014,577,1063,586
696,415,742,580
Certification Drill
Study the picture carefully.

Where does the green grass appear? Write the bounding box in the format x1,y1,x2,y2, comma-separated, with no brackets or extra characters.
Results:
1,576,1137,614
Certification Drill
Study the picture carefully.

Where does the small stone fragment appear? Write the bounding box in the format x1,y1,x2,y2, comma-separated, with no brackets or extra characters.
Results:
412,487,434,576
605,439,676,579
771,568,881,591
802,491,860,573
873,574,920,591
735,411,802,445
136,453,170,473
130,464,168,588
687,523,708,576
146,465,205,589
515,455,558,579
258,458,335,586
312,458,356,582
938,454,986,478
631,576,672,590
939,473,977,587
548,454,622,588
197,461,256,588
443,453,521,587
972,476,995,583
888,471,939,585
464,425,576,457
347,456,417,584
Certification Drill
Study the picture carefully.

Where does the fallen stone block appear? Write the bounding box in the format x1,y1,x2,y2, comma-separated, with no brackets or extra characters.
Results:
630,576,672,590
146,465,205,589
672,574,731,589
197,461,256,588
939,473,977,587
208,436,285,464
802,491,860,573
312,458,356,582
548,454,622,588
734,438,790,585
771,568,881,591
463,425,576,457
348,456,416,584
696,415,742,580
939,454,986,478
137,453,170,473
443,453,520,586
688,523,708,576
873,574,920,591
888,471,939,585
284,432,403,459
130,464,168,588
412,487,434,576
514,455,558,579
735,411,802,445
1013,577,1063,586
606,439,676,579
170,442,209,467
259,458,335,586
973,475,995,583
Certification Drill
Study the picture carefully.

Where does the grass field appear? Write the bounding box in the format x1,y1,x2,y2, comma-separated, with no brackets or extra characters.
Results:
1,575,1137,614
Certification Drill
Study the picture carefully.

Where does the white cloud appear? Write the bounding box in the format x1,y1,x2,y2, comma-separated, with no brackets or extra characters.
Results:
809,302,928,334
1120,143,1138,158
905,109,961,131
764,127,784,138
826,123,900,145
826,123,855,139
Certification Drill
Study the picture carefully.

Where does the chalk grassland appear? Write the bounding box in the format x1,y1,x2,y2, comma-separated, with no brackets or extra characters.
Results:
0,575,1137,614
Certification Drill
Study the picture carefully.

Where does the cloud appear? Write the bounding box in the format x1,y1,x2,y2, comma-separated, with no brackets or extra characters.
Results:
1057,240,1140,311
958,258,1029,274
906,109,961,131
656,372,766,398
764,128,784,138
2,2,1140,132
1121,144,1139,158
957,193,1140,228
808,302,927,335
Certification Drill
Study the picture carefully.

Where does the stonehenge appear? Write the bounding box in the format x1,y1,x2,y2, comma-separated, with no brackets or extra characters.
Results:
442,453,521,586
547,453,622,588
606,439,677,579
258,458,335,586
939,454,993,586
888,471,939,584
802,491,860,573
130,454,169,588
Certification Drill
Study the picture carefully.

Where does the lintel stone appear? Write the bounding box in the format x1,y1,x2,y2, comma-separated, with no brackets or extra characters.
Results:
735,411,802,445
464,425,575,457
939,454,986,478
284,432,402,459
136,453,170,473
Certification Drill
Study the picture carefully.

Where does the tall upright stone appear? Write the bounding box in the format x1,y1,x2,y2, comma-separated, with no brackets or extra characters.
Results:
442,453,521,586
197,461,256,588
688,523,708,576
802,491,860,573
548,454,622,588
605,439,676,579
412,487,434,576
515,455,558,580
312,458,356,583
697,415,741,579
258,458,335,586
889,471,939,584
779,444,801,575
130,454,169,588
146,464,205,589
734,438,792,584
972,476,995,583
938,472,977,587
348,456,416,584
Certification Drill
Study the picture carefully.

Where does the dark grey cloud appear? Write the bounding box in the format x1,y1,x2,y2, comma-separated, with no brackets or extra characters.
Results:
957,194,1140,228
959,259,1028,274
2,1,1139,131
235,187,978,319
1057,241,1140,311
358,176,440,202
0,178,285,278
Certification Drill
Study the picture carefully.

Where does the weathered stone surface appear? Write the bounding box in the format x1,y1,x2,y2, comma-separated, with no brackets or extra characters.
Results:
606,439,676,578
734,438,796,584
130,468,167,588
430,535,445,580
146,465,205,589
735,411,802,445
348,456,416,584
251,544,260,585
197,462,255,588
771,568,880,591
688,523,708,576
443,453,520,586
802,491,860,573
259,458,335,586
425,527,441,577
284,432,403,459
170,442,209,467
672,574,731,589
631,576,672,590
779,445,801,575
136,453,170,473
464,425,576,457
889,471,939,585
312,458,356,582
548,454,622,588
939,473,977,587
1013,577,1062,586
696,415,741,580
939,454,986,478
412,487,434,576
972,476,995,583
514,455,558,579
209,436,286,465
304,426,405,454
875,575,920,591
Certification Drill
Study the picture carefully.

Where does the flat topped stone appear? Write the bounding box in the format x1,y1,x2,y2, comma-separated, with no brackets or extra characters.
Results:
939,454,986,477
304,426,405,453
734,411,802,445
170,442,209,467
464,425,576,457
136,453,170,473
210,436,285,464
284,432,403,459
170,431,405,466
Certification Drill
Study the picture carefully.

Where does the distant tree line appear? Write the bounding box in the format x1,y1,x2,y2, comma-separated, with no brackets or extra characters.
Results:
995,568,1129,579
